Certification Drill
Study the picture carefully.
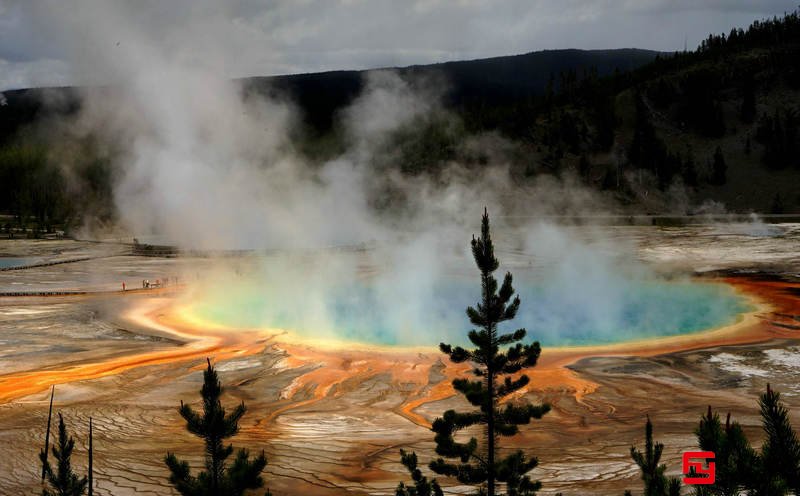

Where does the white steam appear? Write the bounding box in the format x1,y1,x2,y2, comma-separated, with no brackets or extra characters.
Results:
33,2,748,346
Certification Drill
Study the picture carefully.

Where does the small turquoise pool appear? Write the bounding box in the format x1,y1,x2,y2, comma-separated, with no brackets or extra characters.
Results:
0,257,38,269
186,269,751,348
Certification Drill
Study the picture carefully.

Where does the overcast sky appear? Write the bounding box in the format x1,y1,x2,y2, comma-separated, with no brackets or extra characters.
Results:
0,0,796,91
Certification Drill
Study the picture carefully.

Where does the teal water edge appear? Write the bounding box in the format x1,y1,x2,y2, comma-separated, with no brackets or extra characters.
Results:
188,271,751,348
0,257,38,269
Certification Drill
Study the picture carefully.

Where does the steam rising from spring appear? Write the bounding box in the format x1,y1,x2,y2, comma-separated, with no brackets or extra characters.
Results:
35,1,749,347
181,227,748,347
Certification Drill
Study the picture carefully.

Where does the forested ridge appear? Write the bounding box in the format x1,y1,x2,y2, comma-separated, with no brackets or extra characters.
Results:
2,9,800,235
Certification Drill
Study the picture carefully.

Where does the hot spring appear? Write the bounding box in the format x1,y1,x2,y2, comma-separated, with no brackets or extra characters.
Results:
180,259,751,348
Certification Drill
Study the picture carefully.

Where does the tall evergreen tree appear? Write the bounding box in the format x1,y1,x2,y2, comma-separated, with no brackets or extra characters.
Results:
430,209,550,496
740,76,757,123
711,147,727,185
630,416,668,496
770,193,785,214
165,358,269,496
759,384,800,494
578,154,592,180
682,150,698,187
41,413,88,496
694,407,758,495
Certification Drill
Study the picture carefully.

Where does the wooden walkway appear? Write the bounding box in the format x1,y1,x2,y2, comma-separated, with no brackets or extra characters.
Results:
0,257,94,272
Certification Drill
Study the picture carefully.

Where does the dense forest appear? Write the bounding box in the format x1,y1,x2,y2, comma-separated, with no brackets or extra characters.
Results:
2,9,800,235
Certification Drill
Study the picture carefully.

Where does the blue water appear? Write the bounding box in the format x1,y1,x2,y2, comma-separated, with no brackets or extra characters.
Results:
0,257,37,269
189,271,751,348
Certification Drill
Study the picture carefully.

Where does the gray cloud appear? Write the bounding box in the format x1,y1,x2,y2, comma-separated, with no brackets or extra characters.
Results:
0,57,70,90
0,0,796,90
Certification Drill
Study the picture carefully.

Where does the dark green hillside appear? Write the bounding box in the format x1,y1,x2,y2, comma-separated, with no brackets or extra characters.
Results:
242,48,659,133
2,9,800,234
1,49,658,143
531,9,800,213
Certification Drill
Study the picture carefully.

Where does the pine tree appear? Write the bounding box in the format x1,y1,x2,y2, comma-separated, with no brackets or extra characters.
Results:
695,407,758,495
740,77,757,124
165,358,269,496
711,147,727,185
41,413,88,496
682,150,698,187
578,154,591,180
759,384,800,494
396,450,443,496
770,194,785,214
694,406,724,495
430,209,550,496
630,416,668,496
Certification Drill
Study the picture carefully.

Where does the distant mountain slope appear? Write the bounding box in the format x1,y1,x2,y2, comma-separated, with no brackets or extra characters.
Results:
243,48,660,131
0,48,660,142
407,48,658,99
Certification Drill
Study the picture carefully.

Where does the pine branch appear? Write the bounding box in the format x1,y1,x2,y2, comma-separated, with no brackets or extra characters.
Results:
496,329,526,346
439,343,472,363
178,400,204,437
396,450,443,496
496,375,530,398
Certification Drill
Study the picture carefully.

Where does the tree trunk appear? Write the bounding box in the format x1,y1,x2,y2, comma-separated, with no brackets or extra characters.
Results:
487,366,495,496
